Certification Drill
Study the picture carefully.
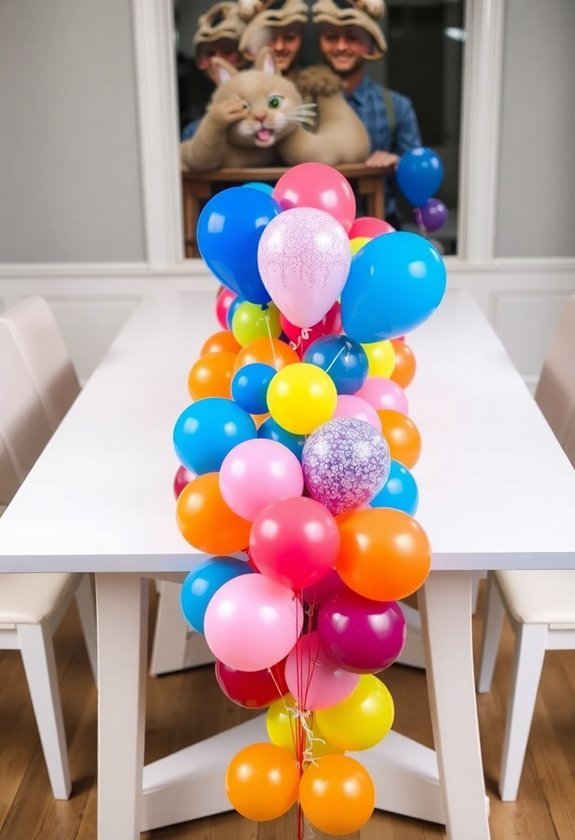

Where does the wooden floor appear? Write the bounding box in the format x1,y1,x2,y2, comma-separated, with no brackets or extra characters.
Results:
1,582,574,840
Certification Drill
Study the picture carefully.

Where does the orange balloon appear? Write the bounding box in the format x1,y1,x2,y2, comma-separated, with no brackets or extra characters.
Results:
299,755,375,835
335,507,431,601
377,409,422,468
187,351,236,401
176,472,251,553
201,329,242,356
390,339,417,388
234,337,299,373
225,743,300,821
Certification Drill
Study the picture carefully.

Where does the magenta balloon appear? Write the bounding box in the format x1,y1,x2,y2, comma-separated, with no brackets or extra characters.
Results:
250,496,340,591
317,590,406,673
285,630,358,710
302,569,346,608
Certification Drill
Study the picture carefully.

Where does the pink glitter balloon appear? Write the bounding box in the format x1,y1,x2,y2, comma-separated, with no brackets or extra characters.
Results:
257,207,351,329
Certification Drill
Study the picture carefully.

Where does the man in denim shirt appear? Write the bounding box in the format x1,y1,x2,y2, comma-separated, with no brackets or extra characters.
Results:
313,0,421,227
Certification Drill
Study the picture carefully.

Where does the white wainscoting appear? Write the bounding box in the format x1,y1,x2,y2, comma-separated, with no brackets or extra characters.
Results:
0,258,574,389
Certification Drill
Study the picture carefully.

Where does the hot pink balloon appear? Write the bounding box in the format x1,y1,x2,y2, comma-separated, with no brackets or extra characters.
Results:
355,377,409,415
285,630,359,710
204,574,303,672
215,286,236,330
333,394,381,431
258,207,351,328
280,302,342,358
348,216,396,239
173,464,195,499
272,162,356,232
219,438,304,521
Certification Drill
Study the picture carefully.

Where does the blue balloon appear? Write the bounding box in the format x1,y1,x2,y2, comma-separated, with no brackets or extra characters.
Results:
396,147,444,206
231,363,276,415
180,556,252,633
370,459,419,515
226,295,244,329
197,187,280,304
341,231,446,343
258,416,306,461
243,181,274,195
173,397,257,475
303,335,368,395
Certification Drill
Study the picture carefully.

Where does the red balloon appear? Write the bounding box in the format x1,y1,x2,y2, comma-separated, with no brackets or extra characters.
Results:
215,287,237,330
280,302,342,357
348,216,395,239
250,496,340,591
215,658,289,708
272,163,356,232
173,464,195,499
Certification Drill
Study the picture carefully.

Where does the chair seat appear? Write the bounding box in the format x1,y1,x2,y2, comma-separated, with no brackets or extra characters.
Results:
496,570,575,627
0,573,76,624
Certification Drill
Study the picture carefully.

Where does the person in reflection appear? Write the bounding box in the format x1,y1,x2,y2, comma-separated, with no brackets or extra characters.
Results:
238,0,309,82
181,1,246,141
313,0,421,227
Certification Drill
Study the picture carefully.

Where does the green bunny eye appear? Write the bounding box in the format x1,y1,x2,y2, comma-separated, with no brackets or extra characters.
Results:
267,95,283,109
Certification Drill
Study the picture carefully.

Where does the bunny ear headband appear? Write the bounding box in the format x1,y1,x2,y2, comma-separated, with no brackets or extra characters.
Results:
193,2,246,49
238,0,310,60
312,0,387,60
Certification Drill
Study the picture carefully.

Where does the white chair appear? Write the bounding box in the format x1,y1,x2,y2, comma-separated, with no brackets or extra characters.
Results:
0,297,97,799
477,294,575,801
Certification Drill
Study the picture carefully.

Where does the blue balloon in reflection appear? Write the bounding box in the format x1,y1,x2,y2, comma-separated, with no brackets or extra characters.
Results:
303,335,368,395
197,186,280,304
370,459,419,515
396,147,444,206
243,182,274,195
341,231,447,343
173,397,257,475
231,363,276,415
180,556,252,634
258,416,306,461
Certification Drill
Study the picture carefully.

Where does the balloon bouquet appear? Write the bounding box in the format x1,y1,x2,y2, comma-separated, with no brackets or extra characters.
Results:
172,162,446,837
396,146,448,238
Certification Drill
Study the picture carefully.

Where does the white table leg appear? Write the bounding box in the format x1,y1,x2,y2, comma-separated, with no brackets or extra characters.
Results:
96,573,148,840
418,570,490,840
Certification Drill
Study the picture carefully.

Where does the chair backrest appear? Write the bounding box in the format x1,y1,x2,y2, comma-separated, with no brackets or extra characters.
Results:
0,297,80,431
535,294,575,466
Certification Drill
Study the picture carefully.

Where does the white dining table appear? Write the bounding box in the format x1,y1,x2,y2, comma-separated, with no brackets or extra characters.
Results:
1,288,575,840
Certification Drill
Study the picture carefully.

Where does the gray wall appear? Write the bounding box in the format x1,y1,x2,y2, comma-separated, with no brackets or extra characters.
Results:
496,0,575,258
0,0,145,263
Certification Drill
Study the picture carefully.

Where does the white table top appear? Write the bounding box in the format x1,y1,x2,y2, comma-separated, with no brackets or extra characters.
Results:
1,289,574,573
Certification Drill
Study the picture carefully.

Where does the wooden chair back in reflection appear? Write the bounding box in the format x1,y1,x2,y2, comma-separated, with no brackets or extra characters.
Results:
182,164,389,258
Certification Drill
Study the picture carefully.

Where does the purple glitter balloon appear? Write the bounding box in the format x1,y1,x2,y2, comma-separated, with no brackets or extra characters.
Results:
317,589,406,673
302,417,390,516
414,198,448,232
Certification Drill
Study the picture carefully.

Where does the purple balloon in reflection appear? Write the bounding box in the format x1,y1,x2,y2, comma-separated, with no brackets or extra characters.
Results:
414,198,448,232
317,589,406,673
302,418,391,516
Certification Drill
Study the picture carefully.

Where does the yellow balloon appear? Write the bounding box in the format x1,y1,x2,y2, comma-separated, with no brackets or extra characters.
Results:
350,236,371,255
267,363,337,435
315,675,394,751
232,301,281,347
266,696,342,759
361,339,396,378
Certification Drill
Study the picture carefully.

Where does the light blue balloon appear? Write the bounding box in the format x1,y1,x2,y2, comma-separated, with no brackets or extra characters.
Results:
180,557,252,634
341,231,446,343
397,147,444,206
231,362,276,415
173,397,257,475
243,181,274,195
370,459,419,515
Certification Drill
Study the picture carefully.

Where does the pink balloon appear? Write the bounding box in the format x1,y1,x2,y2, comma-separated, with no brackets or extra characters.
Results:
258,208,351,328
280,302,342,358
285,630,359,710
355,377,409,415
204,574,303,672
250,496,340,591
333,394,381,431
272,163,356,232
215,286,236,330
348,216,396,239
219,439,304,521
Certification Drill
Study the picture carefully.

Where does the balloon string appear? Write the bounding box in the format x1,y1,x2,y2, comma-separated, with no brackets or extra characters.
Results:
260,311,280,370
324,343,347,375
